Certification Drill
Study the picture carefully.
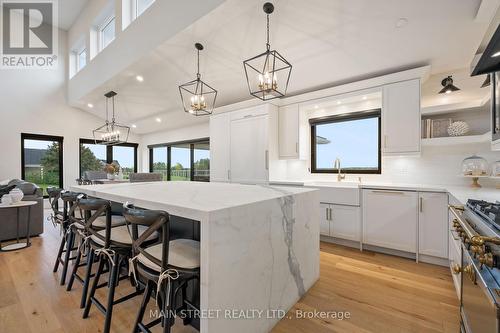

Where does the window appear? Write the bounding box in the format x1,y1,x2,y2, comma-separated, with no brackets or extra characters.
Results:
136,0,154,17
21,133,63,196
79,139,138,179
310,109,381,174
149,138,210,182
100,16,116,50
77,48,87,71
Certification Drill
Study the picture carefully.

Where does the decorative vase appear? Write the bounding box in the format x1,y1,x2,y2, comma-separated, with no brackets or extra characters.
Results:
1,194,12,205
448,121,470,137
107,173,115,180
9,188,23,203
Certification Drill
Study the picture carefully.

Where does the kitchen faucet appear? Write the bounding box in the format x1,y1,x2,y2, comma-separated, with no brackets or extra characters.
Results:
334,158,346,182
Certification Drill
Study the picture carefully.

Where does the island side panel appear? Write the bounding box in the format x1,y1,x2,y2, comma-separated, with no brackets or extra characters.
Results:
200,189,319,333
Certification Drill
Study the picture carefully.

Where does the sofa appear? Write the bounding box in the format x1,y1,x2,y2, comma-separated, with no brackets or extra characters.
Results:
0,179,44,240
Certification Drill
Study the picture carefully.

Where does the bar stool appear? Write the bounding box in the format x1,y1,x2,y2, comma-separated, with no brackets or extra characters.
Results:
82,199,158,333
53,191,85,285
66,197,127,308
123,203,200,333
46,187,63,230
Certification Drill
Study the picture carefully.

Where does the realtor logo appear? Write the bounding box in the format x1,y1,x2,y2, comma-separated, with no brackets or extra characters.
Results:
1,0,58,69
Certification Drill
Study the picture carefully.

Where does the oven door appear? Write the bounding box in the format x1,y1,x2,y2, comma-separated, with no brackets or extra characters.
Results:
461,246,500,333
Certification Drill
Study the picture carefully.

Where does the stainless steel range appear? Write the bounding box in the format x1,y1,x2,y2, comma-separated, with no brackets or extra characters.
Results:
449,200,500,333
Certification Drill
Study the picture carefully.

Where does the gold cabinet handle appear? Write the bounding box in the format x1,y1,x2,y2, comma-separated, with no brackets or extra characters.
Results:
452,264,461,275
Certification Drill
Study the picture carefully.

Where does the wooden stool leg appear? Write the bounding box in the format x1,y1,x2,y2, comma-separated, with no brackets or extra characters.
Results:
60,231,74,285
53,234,65,272
132,280,153,333
83,255,105,319
66,246,82,291
80,247,94,308
103,254,120,333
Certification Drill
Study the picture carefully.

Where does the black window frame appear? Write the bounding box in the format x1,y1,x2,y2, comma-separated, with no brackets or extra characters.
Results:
310,109,382,174
148,137,210,182
21,133,64,197
79,138,138,178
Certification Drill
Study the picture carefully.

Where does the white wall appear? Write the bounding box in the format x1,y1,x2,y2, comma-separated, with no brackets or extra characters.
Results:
139,123,209,171
0,28,140,188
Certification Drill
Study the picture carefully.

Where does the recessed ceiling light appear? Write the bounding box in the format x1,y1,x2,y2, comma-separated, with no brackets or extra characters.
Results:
395,18,408,28
87,103,94,108
131,124,137,128
155,117,162,123
337,101,342,105
362,96,367,100
314,105,319,109
136,75,144,82
492,51,500,58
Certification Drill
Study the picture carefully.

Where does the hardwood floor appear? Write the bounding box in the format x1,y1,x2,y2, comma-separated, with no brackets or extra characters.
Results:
0,212,459,333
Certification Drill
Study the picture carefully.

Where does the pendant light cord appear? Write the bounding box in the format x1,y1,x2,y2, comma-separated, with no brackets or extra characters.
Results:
197,48,200,79
111,95,115,122
105,96,109,125
266,14,270,51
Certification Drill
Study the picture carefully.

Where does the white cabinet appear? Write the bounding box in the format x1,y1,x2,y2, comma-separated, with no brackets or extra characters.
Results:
320,203,331,236
331,204,360,241
418,192,448,258
278,104,299,159
229,113,269,184
383,79,421,154
209,113,230,182
362,189,418,253
319,202,360,241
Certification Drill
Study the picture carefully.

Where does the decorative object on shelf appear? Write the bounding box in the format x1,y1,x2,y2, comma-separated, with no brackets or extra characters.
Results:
92,91,130,145
438,75,460,94
243,2,292,101
1,194,12,205
8,188,23,203
481,74,491,88
448,121,470,137
492,160,500,177
104,162,120,180
428,118,452,138
178,43,217,116
462,155,490,188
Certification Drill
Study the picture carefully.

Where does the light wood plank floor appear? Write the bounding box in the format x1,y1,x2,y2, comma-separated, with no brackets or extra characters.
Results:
0,213,459,333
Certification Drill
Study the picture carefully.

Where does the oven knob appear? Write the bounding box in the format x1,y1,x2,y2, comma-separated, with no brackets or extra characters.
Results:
452,264,461,274
479,253,494,268
471,245,485,256
453,219,460,228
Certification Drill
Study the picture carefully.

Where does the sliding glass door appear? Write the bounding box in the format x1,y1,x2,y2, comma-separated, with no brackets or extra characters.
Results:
112,145,137,180
80,141,107,178
21,133,63,196
149,139,209,182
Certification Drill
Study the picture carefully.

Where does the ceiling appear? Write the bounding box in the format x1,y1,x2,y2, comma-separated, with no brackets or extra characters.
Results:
59,0,89,30
77,0,497,134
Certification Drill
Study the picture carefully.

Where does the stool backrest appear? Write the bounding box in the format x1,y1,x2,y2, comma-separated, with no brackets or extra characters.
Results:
47,187,63,215
77,198,112,247
61,191,86,222
123,203,170,271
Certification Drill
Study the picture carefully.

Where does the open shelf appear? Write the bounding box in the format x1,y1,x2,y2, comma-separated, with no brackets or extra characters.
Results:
421,132,491,146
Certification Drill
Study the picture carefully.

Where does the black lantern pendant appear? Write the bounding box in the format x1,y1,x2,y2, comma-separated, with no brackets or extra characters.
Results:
92,91,130,145
438,76,461,94
243,2,292,101
179,43,217,116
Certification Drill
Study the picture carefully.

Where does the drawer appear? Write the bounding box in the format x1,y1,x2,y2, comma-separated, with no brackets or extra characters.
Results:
315,187,360,206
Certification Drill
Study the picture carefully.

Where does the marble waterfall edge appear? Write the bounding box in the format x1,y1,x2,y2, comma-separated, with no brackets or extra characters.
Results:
201,189,320,333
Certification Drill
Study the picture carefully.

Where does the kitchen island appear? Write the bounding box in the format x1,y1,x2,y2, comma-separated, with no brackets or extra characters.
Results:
70,181,320,333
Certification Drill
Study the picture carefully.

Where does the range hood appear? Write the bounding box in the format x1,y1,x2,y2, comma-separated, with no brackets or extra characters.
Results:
471,12,500,76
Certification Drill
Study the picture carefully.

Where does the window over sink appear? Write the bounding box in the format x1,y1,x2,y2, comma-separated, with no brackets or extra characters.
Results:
310,109,381,174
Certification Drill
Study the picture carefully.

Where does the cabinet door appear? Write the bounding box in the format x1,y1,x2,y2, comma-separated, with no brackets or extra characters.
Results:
278,104,299,159
209,113,230,182
230,115,269,183
320,203,330,236
418,192,448,258
331,205,360,241
383,79,421,154
363,189,418,252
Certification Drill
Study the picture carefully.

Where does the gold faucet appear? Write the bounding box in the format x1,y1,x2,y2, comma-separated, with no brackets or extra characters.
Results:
334,158,346,182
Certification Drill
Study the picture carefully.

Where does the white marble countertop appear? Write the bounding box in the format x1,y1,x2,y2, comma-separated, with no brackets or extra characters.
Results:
71,181,317,220
270,179,499,204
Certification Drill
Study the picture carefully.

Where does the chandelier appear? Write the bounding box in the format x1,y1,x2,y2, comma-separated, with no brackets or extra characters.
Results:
92,91,130,145
243,2,292,101
179,43,217,116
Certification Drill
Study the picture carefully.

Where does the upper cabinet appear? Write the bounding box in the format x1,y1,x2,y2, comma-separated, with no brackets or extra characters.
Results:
278,104,300,159
209,112,230,182
382,79,421,154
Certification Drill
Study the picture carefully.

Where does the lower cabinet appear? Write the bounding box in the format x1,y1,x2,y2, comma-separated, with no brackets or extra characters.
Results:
418,192,448,258
320,203,360,241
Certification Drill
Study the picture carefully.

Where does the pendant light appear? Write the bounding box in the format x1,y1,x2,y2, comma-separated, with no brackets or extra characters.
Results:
179,43,217,116
92,91,130,145
438,76,460,94
243,2,292,101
